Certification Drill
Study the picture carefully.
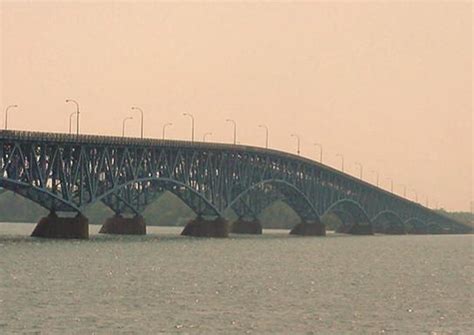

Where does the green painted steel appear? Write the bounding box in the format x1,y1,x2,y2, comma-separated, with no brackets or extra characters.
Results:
0,130,469,233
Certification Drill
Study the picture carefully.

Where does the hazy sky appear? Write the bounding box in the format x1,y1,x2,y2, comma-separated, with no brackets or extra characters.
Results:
1,1,472,211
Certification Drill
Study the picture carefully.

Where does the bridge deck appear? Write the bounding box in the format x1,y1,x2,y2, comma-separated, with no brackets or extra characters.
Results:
0,129,433,209
0,129,466,230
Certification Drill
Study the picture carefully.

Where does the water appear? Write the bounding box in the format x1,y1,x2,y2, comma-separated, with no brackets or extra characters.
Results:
0,223,472,334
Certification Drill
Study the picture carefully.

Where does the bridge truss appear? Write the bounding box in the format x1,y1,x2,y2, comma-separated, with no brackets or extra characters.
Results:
0,130,469,234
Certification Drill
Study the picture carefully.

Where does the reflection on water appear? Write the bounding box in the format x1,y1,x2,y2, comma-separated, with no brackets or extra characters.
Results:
0,223,472,334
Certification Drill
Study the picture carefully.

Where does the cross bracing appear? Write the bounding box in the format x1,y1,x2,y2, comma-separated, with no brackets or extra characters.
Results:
0,130,469,233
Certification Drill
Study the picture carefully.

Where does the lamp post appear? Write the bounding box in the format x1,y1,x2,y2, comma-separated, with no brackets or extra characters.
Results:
291,134,300,155
314,143,323,163
65,99,80,135
203,132,212,142
355,162,363,179
131,106,144,139
400,184,407,197
122,116,133,137
226,119,237,145
162,122,172,140
336,153,344,172
258,124,269,149
183,113,195,142
371,170,379,187
386,178,394,193
69,111,77,134
4,104,18,130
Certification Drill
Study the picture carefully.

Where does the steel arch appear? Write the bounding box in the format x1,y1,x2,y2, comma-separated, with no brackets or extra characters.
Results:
225,179,321,222
372,210,405,233
0,176,223,219
0,177,80,212
323,199,371,223
94,177,222,218
405,217,427,233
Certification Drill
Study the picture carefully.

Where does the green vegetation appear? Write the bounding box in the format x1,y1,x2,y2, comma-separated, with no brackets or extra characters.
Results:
0,191,471,229
321,213,343,231
0,191,301,228
434,209,474,228
0,192,48,222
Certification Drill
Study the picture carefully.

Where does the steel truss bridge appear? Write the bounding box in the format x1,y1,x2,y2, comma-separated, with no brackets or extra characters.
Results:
0,130,469,237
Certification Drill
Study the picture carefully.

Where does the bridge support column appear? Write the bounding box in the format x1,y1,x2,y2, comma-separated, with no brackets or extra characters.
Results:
181,216,229,238
31,212,89,239
428,224,445,235
409,228,428,234
338,223,373,235
290,221,326,236
407,225,428,234
384,223,406,235
231,218,262,234
99,214,146,235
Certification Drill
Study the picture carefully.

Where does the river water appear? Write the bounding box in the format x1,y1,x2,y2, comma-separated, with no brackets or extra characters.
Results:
0,223,472,334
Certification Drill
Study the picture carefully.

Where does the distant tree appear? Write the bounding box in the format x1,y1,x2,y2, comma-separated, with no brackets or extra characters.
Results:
434,209,474,228
2,189,470,231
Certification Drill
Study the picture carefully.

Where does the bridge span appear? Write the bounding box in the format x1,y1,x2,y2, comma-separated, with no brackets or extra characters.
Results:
0,130,469,238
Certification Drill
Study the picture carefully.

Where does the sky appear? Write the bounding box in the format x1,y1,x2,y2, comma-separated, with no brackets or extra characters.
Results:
0,1,472,211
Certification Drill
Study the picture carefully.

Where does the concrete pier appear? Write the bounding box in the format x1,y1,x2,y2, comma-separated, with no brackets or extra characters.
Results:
344,223,374,235
409,227,428,234
31,212,89,239
290,222,326,236
99,214,146,235
181,216,229,238
384,223,407,235
408,224,428,234
231,218,262,234
373,225,385,234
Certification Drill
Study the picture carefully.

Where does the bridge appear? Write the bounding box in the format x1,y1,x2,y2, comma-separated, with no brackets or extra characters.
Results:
0,130,469,238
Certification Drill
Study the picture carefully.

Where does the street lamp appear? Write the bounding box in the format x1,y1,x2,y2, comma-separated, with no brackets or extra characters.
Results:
4,104,18,130
386,177,394,193
122,116,133,137
355,162,363,180
203,132,212,142
371,170,379,187
424,195,429,207
400,184,407,197
226,119,237,145
314,143,323,163
258,124,269,149
336,153,344,172
131,106,144,139
69,111,77,134
291,134,301,155
183,113,195,142
65,99,80,135
162,122,172,140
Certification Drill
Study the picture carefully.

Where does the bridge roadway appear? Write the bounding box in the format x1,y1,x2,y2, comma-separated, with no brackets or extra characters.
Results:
0,130,469,238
